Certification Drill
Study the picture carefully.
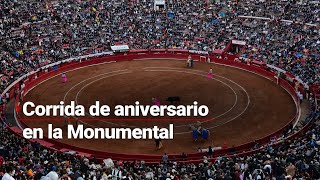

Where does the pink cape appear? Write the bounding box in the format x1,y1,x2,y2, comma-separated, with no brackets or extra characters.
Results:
62,76,67,83
152,99,161,106
155,100,161,106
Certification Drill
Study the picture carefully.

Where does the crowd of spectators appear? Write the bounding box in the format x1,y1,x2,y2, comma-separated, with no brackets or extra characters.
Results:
0,101,319,179
0,0,320,179
0,0,319,93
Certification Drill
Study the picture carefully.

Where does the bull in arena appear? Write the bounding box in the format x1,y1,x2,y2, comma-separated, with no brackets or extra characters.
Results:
166,96,180,104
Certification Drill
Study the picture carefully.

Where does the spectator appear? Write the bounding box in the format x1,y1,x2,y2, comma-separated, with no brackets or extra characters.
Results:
162,153,169,163
2,165,14,180
46,166,59,180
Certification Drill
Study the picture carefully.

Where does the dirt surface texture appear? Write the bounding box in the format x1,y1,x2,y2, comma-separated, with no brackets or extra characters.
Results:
20,60,296,155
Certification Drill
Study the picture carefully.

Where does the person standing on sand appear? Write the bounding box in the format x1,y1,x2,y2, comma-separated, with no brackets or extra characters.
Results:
61,73,68,83
207,67,213,79
155,138,163,150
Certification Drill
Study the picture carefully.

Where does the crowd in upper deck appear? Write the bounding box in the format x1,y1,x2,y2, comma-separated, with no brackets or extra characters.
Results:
0,0,319,95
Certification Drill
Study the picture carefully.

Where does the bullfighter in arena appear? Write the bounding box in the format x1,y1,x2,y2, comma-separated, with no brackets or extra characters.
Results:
155,138,163,150
152,97,161,106
61,73,68,83
207,67,213,79
190,121,210,141
191,121,202,141
187,55,191,67
187,55,194,68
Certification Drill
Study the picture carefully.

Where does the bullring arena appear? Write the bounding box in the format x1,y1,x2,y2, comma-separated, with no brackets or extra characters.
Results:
1,1,320,179
7,52,303,162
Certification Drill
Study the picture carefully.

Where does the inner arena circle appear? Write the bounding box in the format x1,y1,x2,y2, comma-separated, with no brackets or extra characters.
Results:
71,68,244,133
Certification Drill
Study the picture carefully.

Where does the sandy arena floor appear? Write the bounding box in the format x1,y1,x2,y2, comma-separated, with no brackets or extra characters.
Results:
20,60,296,154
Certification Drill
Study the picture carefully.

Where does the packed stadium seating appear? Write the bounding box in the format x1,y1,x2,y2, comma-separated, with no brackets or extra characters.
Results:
0,0,319,179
